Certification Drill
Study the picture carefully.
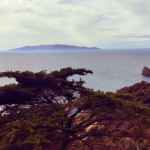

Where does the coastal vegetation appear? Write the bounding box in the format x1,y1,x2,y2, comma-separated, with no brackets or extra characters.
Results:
0,68,150,150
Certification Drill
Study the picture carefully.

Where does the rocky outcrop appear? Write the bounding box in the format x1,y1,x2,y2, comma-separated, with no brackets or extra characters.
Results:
142,66,150,77
117,81,150,106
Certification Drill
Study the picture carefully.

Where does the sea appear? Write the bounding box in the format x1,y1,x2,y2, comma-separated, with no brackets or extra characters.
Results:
0,51,150,92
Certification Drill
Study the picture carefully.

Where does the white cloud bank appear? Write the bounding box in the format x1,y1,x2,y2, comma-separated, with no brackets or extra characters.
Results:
0,0,150,50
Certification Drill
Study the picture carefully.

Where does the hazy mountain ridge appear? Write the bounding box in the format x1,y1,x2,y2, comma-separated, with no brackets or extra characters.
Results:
11,44,100,51
9,44,150,53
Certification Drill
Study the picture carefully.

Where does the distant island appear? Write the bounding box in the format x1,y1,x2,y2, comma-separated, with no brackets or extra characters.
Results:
11,44,100,52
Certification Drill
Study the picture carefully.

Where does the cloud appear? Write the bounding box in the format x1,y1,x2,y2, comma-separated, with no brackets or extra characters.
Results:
0,0,150,50
116,34,150,39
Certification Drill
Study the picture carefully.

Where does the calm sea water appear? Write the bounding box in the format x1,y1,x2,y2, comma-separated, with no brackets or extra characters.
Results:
0,51,150,92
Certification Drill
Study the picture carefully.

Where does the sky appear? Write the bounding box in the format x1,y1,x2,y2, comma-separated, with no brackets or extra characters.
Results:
0,0,150,50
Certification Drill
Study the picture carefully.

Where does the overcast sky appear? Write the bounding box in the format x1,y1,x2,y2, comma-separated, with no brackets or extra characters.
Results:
0,0,150,50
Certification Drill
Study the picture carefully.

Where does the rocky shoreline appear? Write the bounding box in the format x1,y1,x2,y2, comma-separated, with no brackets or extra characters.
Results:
142,66,150,77
0,68,150,150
